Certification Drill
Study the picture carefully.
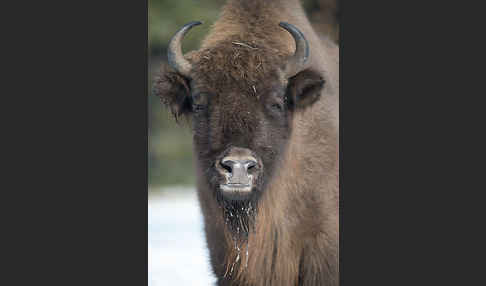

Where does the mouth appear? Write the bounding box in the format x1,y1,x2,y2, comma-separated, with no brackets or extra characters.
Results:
220,183,252,192
219,183,253,200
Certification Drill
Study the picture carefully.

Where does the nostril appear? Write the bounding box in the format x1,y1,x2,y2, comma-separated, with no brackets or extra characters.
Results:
220,156,258,175
220,161,233,174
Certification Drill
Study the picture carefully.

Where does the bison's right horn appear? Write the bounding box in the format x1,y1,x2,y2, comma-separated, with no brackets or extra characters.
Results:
279,22,309,78
167,21,202,77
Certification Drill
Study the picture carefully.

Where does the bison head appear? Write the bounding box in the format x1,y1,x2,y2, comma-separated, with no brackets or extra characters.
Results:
154,21,325,236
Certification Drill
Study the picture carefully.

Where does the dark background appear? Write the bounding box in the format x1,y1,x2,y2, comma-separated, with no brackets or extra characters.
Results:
148,0,340,190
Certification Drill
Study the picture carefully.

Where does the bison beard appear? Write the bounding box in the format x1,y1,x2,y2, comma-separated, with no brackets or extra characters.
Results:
221,198,256,241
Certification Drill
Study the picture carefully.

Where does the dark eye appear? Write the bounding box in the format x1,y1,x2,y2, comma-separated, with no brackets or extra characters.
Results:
193,104,206,112
271,102,283,111
192,93,208,112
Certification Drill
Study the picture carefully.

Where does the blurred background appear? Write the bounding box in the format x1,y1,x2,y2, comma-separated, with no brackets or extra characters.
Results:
148,0,339,285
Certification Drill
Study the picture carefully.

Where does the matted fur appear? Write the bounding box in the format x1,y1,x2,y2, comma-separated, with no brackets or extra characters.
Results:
154,0,339,285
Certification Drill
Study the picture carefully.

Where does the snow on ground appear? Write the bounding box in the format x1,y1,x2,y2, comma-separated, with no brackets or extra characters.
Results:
148,187,217,286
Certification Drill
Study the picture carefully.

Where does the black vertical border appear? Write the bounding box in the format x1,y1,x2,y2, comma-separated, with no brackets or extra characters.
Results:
3,1,149,285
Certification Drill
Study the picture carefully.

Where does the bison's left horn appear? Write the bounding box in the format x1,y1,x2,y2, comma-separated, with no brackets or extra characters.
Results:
167,21,202,77
279,22,309,78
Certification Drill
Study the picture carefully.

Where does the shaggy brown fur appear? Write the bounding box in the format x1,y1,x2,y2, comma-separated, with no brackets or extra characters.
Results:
154,0,339,285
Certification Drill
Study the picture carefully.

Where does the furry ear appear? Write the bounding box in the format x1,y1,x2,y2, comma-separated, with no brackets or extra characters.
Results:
287,69,325,109
153,65,192,121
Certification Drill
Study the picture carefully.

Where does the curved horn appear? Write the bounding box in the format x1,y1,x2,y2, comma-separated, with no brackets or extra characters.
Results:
279,22,310,78
167,21,202,77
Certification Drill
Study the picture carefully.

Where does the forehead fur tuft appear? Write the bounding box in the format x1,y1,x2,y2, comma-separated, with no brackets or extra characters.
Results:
192,39,287,96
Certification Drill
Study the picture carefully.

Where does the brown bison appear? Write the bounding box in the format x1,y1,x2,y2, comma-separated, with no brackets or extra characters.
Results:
154,0,338,285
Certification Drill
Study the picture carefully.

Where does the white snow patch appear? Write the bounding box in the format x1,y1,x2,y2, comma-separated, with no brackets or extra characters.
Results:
148,188,217,286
